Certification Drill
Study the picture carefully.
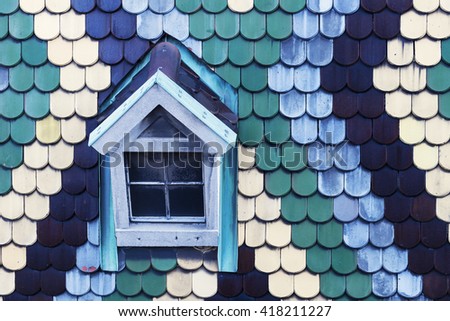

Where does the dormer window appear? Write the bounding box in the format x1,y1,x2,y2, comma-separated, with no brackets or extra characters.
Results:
88,41,238,271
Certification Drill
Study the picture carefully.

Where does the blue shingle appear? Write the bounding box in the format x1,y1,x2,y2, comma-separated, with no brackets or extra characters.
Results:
280,89,306,118
359,193,384,222
369,220,394,248
397,271,423,299
291,113,317,144
268,64,294,92
382,246,408,273
372,270,397,297
306,35,333,66
97,0,121,12
137,10,163,40
72,0,96,13
122,0,149,14
307,0,332,13
76,242,100,272
343,219,369,249
334,194,358,222
86,9,111,39
91,272,116,296
318,168,344,196
111,9,137,39
333,0,359,14
281,35,306,66
293,9,318,39
320,9,345,38
357,245,382,273
149,0,175,14
344,166,371,197
335,143,360,171
66,268,91,296
99,36,124,64
319,116,345,144
306,90,332,118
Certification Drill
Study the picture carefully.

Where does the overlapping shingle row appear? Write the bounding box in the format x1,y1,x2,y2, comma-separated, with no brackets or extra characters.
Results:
1,0,450,301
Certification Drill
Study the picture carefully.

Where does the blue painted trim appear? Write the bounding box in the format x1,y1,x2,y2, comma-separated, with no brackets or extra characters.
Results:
100,154,118,272
218,148,238,272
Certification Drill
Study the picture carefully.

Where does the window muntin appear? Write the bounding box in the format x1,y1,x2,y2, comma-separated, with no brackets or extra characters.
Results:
125,152,205,222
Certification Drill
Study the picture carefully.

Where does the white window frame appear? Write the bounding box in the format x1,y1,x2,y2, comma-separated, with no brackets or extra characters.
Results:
110,108,220,247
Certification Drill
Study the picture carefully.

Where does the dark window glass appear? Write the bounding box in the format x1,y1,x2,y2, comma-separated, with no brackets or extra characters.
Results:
129,185,166,217
126,152,165,182
168,186,204,217
167,153,203,182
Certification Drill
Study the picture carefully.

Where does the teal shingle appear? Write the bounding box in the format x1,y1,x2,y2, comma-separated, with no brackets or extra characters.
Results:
281,141,307,171
103,292,127,301
307,193,333,223
281,192,307,223
0,167,11,194
0,140,22,168
346,271,372,299
0,16,8,39
10,63,33,92
267,10,293,40
10,115,35,144
202,0,227,13
306,245,331,273
203,35,228,66
320,271,346,299
35,63,59,92
215,62,240,88
0,38,21,67
238,114,263,146
427,62,450,93
264,114,290,144
254,36,280,66
241,63,267,92
291,218,316,248
0,0,19,14
228,36,254,66
0,89,23,119
265,167,291,196
22,37,47,66
116,269,142,297
317,219,343,248
9,10,33,40
215,9,239,39
238,88,252,119
125,249,151,273
331,245,357,275
254,0,279,13
240,10,266,40
142,269,166,297
253,89,278,118
279,0,306,13
292,168,317,196
189,10,214,40
442,39,450,64
439,92,450,119
176,0,202,13
24,89,50,119
0,117,10,143
150,248,177,272
127,293,152,301
255,142,281,171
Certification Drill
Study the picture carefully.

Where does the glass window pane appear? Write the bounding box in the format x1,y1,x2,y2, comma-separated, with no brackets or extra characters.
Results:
168,186,204,217
167,153,203,182
126,152,165,182
129,185,166,217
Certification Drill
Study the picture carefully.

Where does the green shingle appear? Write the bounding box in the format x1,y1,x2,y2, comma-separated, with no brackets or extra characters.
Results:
142,269,167,297
127,293,152,301
238,88,253,119
439,92,450,119
320,271,346,299
253,89,278,118
10,63,33,92
215,9,239,39
317,219,343,248
117,269,142,297
0,167,11,194
265,167,291,196
255,142,281,171
240,10,266,40
238,115,263,146
331,246,357,275
281,192,307,223
254,0,279,13
125,249,151,273
267,10,292,40
0,140,22,168
0,38,21,67
281,142,307,171
150,249,177,272
9,10,33,40
10,115,35,144
0,16,8,39
306,245,331,273
0,89,23,119
307,193,333,223
442,39,450,64
346,271,372,299
189,10,214,40
279,0,306,13
216,62,240,88
363,295,381,301
176,0,201,13
291,218,316,248
202,0,227,13
35,63,59,92
264,115,290,144
292,168,317,196
22,37,47,66
254,36,280,66
24,89,49,119
103,292,127,301
335,295,351,301
0,117,10,143
229,36,253,66
0,0,18,14
203,36,228,66
427,62,450,93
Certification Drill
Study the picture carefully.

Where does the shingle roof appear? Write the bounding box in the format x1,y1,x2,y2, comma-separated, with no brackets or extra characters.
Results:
1,0,450,301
